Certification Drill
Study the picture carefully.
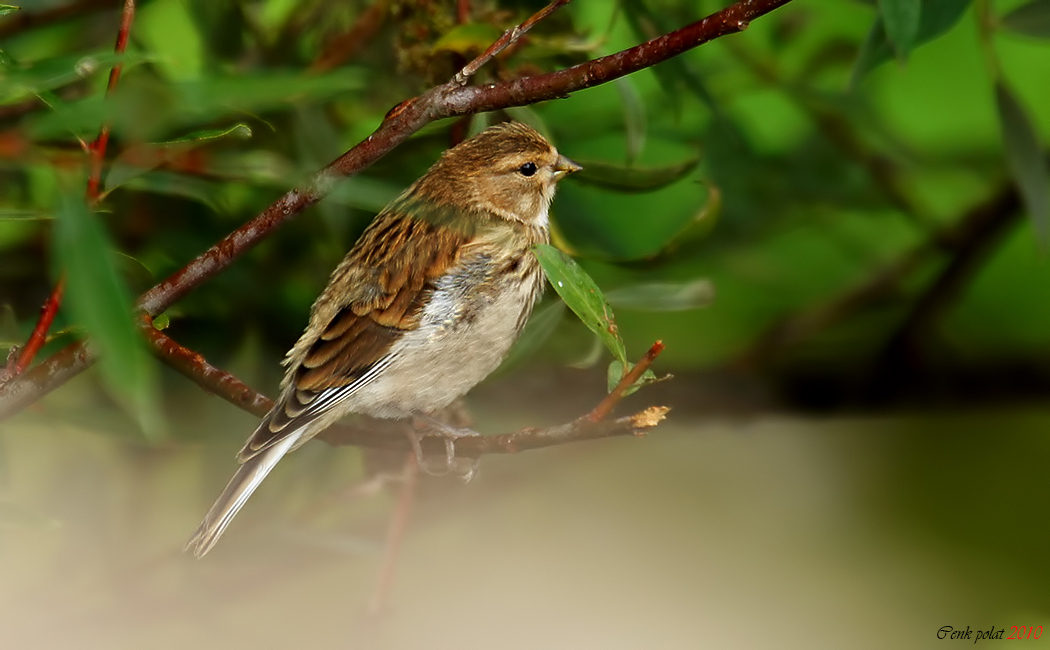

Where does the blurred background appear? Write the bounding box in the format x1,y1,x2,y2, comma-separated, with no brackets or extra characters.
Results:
1,0,1049,647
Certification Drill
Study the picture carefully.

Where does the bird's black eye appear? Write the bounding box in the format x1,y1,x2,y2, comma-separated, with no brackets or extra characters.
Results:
518,162,538,177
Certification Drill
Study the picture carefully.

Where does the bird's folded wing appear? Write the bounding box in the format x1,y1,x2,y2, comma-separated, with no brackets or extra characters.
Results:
237,209,473,461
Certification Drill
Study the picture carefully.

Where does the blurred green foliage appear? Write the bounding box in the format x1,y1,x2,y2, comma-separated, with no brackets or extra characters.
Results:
1,0,1049,434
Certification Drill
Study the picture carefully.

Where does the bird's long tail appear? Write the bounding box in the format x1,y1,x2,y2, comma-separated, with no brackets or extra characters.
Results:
185,433,300,558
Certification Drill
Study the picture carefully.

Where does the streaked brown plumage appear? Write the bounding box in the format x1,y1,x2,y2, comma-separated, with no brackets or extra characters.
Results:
186,122,580,558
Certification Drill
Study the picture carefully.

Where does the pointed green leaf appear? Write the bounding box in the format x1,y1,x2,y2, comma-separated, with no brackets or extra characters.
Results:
533,243,628,366
0,5,19,17
432,23,504,56
570,157,699,193
995,81,1049,249
53,191,164,439
606,360,658,396
1001,0,1050,39
880,0,922,59
852,0,972,86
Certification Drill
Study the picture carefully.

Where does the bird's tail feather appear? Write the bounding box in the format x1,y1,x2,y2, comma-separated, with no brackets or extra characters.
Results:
185,433,300,558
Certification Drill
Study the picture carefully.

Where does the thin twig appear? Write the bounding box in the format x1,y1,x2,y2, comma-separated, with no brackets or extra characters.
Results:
457,0,470,24
0,278,65,384
587,340,664,422
137,316,272,417
86,0,135,203
452,0,573,85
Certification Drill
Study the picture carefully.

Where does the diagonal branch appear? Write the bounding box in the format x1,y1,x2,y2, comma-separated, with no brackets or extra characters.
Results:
0,0,795,421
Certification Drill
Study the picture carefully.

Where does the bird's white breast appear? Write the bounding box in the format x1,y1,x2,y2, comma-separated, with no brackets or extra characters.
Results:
340,253,544,418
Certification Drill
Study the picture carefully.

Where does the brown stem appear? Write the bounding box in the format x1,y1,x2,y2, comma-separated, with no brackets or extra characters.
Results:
587,340,664,422
1,0,795,420
457,0,471,25
452,0,573,85
137,316,272,417
86,0,135,203
137,316,669,455
0,277,66,384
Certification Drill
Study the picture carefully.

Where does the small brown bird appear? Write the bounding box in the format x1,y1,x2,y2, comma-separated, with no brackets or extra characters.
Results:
187,122,580,557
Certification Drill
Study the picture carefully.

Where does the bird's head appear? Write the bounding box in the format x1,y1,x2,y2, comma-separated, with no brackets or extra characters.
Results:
415,121,581,227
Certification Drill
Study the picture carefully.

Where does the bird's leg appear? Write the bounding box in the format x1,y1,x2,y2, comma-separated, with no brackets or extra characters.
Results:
409,414,481,481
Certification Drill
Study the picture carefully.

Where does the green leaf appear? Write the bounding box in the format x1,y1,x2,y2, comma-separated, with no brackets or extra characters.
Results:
533,243,628,366
880,0,922,59
1001,0,1050,39
606,280,715,312
0,5,19,17
995,81,1049,249
852,0,972,86
606,360,658,396
570,156,700,193
432,23,504,56
615,78,646,165
52,191,164,439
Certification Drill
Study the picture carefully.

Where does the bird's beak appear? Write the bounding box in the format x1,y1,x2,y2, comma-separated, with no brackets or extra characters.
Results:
552,155,582,180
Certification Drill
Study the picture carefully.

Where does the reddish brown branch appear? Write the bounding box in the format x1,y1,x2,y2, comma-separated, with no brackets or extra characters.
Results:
0,277,66,384
137,316,272,417
86,0,135,203
457,0,470,25
587,340,664,422
1,0,795,420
